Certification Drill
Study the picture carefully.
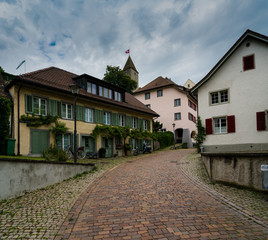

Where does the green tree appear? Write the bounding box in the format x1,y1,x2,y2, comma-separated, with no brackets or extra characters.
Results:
0,98,11,154
153,120,163,132
0,66,4,73
103,65,137,93
194,116,206,153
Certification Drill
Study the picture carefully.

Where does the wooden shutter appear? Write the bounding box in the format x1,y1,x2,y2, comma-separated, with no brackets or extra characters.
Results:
48,99,58,116
148,120,151,131
95,109,104,124
76,106,85,121
205,118,213,135
25,94,33,113
126,116,132,127
256,111,266,131
227,115,236,133
112,113,119,126
138,118,143,130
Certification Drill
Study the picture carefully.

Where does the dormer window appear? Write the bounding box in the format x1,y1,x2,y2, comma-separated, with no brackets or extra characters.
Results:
243,54,255,71
114,91,122,102
87,82,96,94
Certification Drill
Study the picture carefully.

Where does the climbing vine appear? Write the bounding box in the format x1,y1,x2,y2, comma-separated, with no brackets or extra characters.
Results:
20,114,58,127
50,121,69,143
0,98,11,154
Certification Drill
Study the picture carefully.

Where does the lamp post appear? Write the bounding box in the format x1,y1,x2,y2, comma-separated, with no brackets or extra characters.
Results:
69,83,80,163
172,123,176,149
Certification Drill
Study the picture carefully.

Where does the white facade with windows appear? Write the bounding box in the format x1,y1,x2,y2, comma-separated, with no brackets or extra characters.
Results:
192,30,268,152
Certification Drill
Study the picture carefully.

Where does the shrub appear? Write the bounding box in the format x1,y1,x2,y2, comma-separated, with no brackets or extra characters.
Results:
157,131,174,149
0,98,11,155
43,145,68,162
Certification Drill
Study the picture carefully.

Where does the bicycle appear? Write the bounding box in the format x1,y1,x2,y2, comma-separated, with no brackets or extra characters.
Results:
65,145,86,159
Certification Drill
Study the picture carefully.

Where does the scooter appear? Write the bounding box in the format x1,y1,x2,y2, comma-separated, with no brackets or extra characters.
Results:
143,144,152,154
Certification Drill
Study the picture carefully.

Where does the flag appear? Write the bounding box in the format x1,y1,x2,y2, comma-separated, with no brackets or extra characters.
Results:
125,49,130,54
16,60,26,70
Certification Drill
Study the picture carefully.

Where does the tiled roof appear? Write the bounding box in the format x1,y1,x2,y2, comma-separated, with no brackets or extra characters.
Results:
134,76,183,94
8,67,158,116
123,56,138,73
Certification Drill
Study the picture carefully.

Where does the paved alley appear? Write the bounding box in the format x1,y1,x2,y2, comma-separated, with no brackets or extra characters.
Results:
56,150,268,240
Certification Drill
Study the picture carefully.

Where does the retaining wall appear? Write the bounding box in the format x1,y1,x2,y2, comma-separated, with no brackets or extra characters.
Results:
0,159,94,200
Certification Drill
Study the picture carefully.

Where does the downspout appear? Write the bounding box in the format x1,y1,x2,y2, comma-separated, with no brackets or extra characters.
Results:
17,85,22,155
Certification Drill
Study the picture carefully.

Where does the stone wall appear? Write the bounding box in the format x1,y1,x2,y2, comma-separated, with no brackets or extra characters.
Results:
0,159,94,200
201,152,268,191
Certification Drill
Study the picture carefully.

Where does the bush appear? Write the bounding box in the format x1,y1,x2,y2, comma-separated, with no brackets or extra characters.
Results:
157,131,174,149
98,148,106,158
0,98,11,155
43,145,68,162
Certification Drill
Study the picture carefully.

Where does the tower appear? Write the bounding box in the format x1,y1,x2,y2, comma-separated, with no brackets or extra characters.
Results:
123,56,139,88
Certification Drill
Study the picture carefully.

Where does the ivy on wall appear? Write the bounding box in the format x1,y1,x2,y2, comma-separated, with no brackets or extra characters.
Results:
20,114,58,127
0,98,11,154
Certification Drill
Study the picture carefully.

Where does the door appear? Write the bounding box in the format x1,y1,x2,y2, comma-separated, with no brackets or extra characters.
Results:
31,130,49,154
82,136,95,153
102,137,113,158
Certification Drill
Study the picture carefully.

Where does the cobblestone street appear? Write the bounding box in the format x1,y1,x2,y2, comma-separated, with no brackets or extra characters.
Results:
0,149,267,239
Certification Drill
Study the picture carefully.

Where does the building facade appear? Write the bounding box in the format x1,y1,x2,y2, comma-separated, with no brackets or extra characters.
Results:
191,29,268,190
134,77,197,148
6,67,158,157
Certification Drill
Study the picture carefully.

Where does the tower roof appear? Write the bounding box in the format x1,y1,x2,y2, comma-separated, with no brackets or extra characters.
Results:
123,56,138,73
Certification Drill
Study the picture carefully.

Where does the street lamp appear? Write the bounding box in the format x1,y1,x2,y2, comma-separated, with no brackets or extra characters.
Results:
69,83,80,163
172,123,176,149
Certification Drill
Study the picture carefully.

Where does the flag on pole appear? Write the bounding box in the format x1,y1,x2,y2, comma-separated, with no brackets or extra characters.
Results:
125,49,130,54
16,60,26,70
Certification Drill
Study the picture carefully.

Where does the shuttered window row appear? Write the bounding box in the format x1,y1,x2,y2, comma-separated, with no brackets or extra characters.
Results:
24,94,151,130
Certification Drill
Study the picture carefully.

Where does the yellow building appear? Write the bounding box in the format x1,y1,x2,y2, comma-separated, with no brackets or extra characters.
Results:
6,67,158,157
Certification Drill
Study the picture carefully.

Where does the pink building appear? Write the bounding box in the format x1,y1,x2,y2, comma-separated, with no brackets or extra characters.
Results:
133,77,197,147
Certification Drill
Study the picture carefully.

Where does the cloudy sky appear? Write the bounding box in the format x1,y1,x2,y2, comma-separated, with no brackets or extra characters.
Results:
0,0,268,87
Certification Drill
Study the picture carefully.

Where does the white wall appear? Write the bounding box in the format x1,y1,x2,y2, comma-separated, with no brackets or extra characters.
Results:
198,38,268,146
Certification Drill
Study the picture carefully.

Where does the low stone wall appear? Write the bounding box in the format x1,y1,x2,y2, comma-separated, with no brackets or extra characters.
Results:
201,152,268,191
0,159,94,200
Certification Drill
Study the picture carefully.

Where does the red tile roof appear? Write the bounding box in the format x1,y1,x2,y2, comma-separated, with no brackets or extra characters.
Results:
8,67,158,116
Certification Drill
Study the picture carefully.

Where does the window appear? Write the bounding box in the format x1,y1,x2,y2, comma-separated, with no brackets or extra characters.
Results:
256,111,267,131
119,114,126,127
174,112,181,120
87,82,96,94
188,100,197,111
157,89,163,97
161,128,166,132
109,89,113,99
85,108,94,123
146,104,151,108
132,117,138,129
33,97,47,115
174,98,181,107
145,92,150,100
114,91,122,102
99,86,103,97
243,54,255,71
62,103,72,119
210,89,229,105
206,115,236,135
143,120,149,131
104,112,111,125
103,87,109,98
214,117,227,134
188,113,196,122
57,133,71,150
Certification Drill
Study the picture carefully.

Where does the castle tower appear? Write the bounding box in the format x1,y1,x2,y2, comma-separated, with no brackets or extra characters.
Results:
123,56,139,88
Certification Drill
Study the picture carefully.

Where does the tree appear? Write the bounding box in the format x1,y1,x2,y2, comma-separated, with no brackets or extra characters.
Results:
0,66,4,73
194,116,206,153
153,120,163,132
0,98,11,154
103,66,137,93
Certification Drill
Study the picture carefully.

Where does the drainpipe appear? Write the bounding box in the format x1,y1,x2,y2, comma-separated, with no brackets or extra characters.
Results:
17,85,22,155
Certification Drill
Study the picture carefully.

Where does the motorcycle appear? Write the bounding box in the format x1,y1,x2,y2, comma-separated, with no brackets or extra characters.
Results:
143,144,152,154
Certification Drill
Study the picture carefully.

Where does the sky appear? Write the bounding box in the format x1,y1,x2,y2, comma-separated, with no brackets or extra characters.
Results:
0,0,268,87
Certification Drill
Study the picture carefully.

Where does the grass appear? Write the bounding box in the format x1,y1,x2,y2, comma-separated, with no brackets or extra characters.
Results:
0,155,45,161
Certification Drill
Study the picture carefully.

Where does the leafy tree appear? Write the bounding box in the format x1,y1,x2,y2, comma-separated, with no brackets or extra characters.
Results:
194,116,206,153
0,98,11,154
103,65,137,93
0,66,4,73
153,120,163,132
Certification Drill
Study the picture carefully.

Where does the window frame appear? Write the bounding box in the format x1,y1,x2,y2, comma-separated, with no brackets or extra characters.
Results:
145,92,150,100
209,89,229,106
33,96,47,116
132,117,138,129
103,111,111,125
157,89,163,97
174,112,181,121
213,116,227,134
62,103,73,119
243,54,255,71
174,98,181,107
143,120,149,131
85,108,94,123
119,114,126,127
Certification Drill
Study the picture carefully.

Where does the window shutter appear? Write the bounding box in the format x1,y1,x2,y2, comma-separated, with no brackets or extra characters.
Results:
112,113,119,126
25,94,33,113
126,116,132,127
148,120,151,131
95,109,104,124
76,106,85,121
256,111,266,131
138,118,143,130
227,115,236,133
205,118,213,135
48,99,58,116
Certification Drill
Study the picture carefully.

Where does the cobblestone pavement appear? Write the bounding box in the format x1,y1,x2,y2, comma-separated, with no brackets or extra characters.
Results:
0,156,135,240
56,149,268,239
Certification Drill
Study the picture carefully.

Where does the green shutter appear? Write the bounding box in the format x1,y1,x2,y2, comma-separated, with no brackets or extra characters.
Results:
95,109,104,124
148,120,151,131
112,113,119,126
48,99,58,116
138,118,143,130
76,106,85,121
25,94,33,113
126,116,132,127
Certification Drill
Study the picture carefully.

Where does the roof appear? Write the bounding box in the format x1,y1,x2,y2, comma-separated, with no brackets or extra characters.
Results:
6,67,158,117
191,29,268,93
134,76,184,94
123,56,138,73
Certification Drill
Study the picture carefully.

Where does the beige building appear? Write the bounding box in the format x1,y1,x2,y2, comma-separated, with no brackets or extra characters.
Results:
6,67,158,157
